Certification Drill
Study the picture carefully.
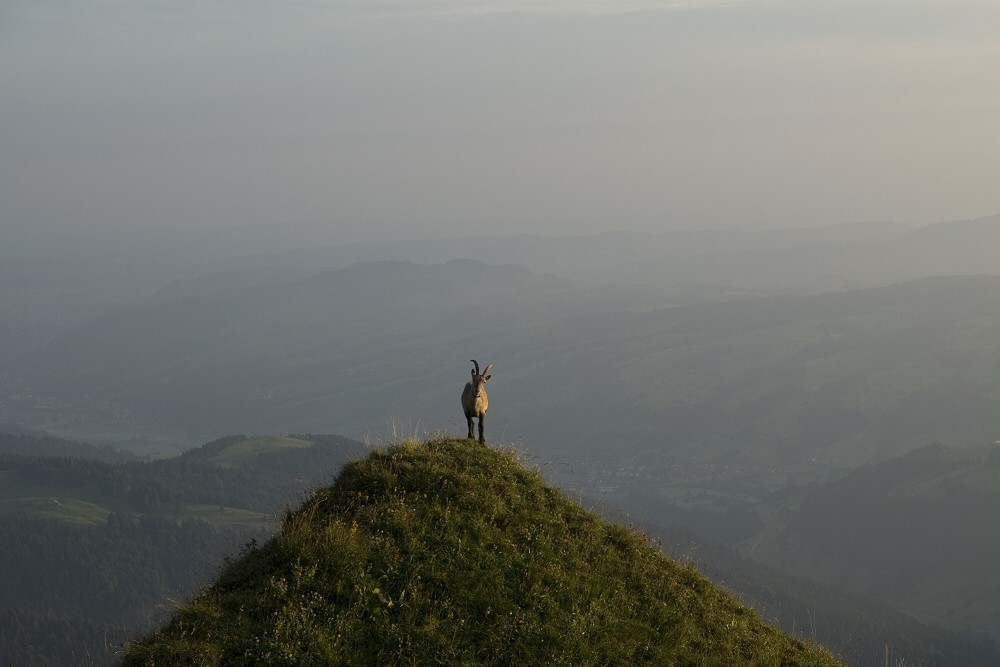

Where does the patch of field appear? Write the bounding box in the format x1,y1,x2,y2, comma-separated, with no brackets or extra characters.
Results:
207,435,314,467
0,496,110,524
182,504,272,530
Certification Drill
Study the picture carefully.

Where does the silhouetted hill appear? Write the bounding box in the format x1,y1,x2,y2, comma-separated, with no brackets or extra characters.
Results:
125,439,841,666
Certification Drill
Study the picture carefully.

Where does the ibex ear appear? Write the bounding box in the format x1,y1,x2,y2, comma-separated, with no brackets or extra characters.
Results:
471,368,476,376
484,374,491,382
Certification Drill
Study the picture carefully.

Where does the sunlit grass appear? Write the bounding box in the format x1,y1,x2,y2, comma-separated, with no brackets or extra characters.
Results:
181,504,272,530
0,496,110,525
206,436,314,467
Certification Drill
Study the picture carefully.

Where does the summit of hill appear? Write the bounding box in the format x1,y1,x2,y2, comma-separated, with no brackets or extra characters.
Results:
124,438,840,666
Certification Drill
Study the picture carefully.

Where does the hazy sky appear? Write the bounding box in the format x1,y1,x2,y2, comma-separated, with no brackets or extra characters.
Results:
3,0,1000,244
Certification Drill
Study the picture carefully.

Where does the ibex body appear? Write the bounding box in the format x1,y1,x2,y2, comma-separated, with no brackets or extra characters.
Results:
461,359,493,444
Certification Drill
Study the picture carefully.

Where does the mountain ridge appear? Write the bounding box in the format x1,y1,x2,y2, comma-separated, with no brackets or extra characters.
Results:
750,442,1000,642
9,265,1000,469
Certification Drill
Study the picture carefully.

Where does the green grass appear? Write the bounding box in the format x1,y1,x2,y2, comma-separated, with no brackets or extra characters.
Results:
0,496,110,524
182,504,273,530
125,438,841,666
206,436,314,467
0,469,103,519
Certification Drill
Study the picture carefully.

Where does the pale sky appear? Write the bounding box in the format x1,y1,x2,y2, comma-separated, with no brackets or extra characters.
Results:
2,0,1000,244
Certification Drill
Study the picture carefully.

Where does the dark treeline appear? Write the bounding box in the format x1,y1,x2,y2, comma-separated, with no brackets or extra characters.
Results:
0,431,138,463
0,514,242,666
0,607,111,667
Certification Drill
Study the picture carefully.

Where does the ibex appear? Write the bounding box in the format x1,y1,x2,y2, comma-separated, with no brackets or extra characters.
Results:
462,359,493,444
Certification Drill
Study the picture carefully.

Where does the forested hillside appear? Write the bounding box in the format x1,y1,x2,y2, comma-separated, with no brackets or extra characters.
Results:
750,443,1000,642
649,525,1000,667
0,433,362,666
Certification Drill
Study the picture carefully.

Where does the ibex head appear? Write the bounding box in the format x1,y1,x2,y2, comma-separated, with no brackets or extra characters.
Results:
469,359,493,397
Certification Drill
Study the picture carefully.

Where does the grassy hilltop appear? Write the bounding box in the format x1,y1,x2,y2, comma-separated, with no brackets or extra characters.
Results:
124,439,840,666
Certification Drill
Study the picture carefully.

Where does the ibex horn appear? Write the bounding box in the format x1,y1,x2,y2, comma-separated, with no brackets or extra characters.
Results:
471,359,480,375
483,363,493,375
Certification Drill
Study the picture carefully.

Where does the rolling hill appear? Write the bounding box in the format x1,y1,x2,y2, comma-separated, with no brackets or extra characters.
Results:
124,438,842,666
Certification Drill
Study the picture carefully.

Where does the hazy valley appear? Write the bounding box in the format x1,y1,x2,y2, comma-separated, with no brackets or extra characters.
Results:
3,218,1000,664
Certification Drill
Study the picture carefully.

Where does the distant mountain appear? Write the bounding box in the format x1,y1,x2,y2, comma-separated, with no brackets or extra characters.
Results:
215,220,914,292
2,259,660,451
7,264,1000,475
124,438,842,666
709,214,1000,293
3,216,996,368
0,252,193,364
749,443,1000,643
216,216,1000,294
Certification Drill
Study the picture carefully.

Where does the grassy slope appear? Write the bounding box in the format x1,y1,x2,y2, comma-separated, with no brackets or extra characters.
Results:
204,436,315,467
125,439,841,666
0,496,110,524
